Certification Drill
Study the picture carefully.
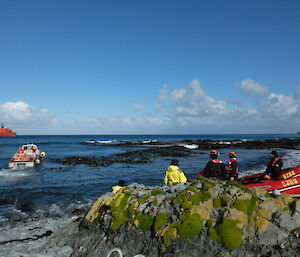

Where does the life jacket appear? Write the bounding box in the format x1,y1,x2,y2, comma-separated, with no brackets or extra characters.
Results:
269,157,282,167
227,158,238,174
211,159,222,164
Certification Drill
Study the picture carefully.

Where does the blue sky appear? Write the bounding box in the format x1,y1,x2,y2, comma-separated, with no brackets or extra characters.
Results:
1,0,300,134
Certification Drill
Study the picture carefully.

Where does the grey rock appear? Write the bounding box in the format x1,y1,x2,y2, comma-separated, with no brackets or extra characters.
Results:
168,183,188,193
56,245,73,256
128,183,145,188
194,182,202,189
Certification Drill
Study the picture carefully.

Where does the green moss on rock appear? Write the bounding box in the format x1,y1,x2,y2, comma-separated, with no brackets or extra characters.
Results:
216,217,243,248
190,191,211,204
208,227,221,242
134,213,154,232
152,200,158,206
163,222,180,246
177,213,202,238
181,200,193,209
213,198,221,208
110,191,131,230
154,212,168,232
187,185,198,192
233,197,257,219
206,218,214,229
138,195,150,204
202,182,214,191
151,189,164,196
227,180,255,196
128,201,138,216
173,191,189,205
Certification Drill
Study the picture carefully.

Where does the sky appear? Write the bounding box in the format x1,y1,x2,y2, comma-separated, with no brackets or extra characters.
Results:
1,0,300,135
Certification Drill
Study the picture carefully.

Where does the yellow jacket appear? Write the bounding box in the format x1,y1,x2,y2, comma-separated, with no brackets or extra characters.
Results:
164,165,187,186
112,185,122,193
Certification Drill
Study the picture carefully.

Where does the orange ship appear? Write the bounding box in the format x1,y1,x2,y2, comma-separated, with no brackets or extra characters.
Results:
0,123,16,137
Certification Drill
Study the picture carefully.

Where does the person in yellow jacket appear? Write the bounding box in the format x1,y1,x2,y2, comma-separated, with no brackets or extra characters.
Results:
164,159,187,186
112,180,125,193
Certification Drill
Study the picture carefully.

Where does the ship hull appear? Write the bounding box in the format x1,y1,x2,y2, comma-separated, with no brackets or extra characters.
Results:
239,165,300,197
0,127,17,137
0,133,16,137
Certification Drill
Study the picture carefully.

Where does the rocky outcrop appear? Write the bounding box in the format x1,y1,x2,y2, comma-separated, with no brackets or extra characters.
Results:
53,138,300,167
48,178,300,257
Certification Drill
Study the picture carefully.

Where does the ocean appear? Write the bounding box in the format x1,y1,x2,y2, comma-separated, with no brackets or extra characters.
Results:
1,134,300,226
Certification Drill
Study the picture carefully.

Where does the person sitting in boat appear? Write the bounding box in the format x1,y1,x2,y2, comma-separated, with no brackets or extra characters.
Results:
227,151,239,181
1,122,5,128
164,159,187,186
112,180,125,193
264,150,283,180
17,147,24,153
202,150,227,181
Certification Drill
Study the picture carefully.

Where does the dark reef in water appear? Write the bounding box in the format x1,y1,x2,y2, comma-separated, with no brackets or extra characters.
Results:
53,138,300,167
51,145,192,167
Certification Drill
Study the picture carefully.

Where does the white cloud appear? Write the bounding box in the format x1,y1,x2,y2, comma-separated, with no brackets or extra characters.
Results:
152,78,300,133
0,101,52,122
133,105,144,112
172,88,187,103
263,93,297,116
238,78,269,97
3,79,300,135
0,101,57,134
158,84,169,102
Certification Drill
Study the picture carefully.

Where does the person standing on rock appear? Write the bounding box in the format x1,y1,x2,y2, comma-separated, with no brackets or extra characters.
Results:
164,159,187,186
227,152,239,181
264,150,283,180
112,180,125,193
202,150,227,180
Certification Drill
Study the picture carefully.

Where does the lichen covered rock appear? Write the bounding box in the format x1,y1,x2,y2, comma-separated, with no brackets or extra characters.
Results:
61,177,300,256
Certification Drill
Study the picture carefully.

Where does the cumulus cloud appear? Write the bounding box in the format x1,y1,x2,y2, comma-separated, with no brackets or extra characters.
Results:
64,79,300,134
153,78,300,133
238,78,269,97
262,93,298,116
2,78,299,135
0,101,57,134
0,101,51,122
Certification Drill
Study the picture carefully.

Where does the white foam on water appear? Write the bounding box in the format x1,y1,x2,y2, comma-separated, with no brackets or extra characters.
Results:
142,140,158,144
0,167,36,178
96,140,115,144
282,150,300,168
179,144,199,149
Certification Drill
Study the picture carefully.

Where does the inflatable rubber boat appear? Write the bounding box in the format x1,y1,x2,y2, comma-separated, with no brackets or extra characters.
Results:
239,165,300,197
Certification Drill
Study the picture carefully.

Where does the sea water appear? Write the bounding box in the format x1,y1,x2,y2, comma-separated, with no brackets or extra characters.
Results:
0,134,300,226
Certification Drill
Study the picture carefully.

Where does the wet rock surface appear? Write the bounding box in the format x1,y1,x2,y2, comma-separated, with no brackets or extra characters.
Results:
47,178,300,257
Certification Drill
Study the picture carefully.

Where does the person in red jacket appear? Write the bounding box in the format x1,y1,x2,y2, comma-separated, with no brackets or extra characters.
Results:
202,150,227,181
264,150,283,180
227,152,238,181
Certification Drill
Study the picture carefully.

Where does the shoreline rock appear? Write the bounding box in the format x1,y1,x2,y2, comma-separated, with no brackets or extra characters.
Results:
48,177,300,257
